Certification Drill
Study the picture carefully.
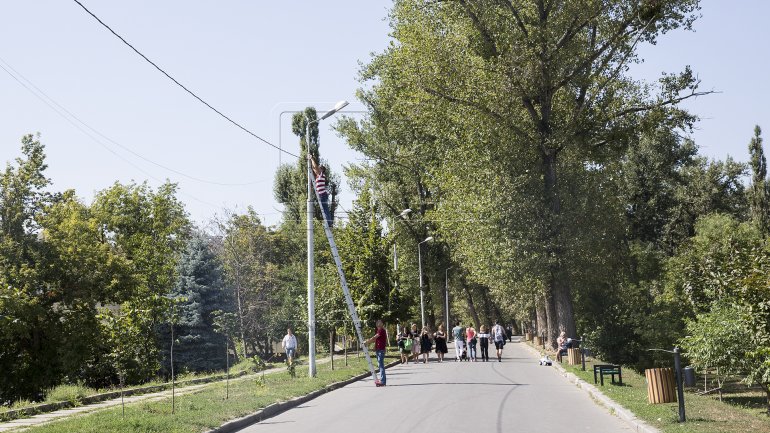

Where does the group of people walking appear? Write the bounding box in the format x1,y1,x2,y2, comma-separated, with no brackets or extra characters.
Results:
451,320,507,362
395,320,508,364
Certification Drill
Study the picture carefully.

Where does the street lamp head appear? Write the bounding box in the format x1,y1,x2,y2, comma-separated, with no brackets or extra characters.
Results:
320,100,349,120
423,236,434,243
399,208,412,217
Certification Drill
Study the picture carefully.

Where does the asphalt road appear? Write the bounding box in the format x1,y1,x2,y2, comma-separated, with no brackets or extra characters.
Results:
239,338,633,433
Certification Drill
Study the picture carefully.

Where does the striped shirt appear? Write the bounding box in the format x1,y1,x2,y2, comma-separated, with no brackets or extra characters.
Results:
315,172,327,195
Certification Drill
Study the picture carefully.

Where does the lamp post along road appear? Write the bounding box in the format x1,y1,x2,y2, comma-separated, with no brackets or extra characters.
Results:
306,100,348,378
445,267,452,334
417,236,433,327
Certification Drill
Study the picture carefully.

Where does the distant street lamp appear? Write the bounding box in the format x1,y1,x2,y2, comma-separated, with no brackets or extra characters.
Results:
418,236,433,327
306,100,348,378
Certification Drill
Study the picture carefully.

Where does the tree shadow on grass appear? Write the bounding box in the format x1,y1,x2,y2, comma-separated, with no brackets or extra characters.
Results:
722,395,767,410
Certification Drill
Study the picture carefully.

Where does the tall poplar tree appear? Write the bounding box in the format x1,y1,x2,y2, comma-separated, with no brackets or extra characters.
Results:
749,125,768,236
354,0,706,345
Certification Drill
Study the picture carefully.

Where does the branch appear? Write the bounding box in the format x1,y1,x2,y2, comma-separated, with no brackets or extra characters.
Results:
422,86,504,122
612,89,717,119
495,0,529,37
551,15,637,92
554,4,604,52
421,85,531,140
458,0,499,57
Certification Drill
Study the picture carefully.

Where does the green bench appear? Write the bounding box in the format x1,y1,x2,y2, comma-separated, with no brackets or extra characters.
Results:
593,364,622,386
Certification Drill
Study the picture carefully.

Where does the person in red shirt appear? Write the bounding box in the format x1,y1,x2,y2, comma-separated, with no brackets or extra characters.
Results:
365,319,388,386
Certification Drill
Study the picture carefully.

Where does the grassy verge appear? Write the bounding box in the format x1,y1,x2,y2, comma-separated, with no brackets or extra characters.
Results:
558,356,770,433
0,359,283,417
22,357,378,433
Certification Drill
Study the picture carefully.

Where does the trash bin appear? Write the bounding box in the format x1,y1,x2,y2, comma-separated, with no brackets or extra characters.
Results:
645,368,677,404
683,366,696,387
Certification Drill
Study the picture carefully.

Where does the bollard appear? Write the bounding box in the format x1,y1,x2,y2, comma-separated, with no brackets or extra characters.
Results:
673,347,686,422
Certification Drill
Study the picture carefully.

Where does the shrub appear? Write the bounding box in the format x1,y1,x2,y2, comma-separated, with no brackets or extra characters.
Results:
44,384,93,405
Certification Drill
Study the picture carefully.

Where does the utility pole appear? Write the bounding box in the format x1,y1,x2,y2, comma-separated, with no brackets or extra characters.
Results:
306,118,316,378
305,101,348,378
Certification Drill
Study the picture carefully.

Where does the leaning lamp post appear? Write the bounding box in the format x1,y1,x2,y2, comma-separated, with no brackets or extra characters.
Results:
306,100,348,378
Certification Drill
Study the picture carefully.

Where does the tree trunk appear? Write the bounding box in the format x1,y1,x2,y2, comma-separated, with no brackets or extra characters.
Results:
536,299,547,339
479,287,494,326
542,150,576,346
234,280,247,358
329,329,335,370
463,284,481,329
762,383,770,416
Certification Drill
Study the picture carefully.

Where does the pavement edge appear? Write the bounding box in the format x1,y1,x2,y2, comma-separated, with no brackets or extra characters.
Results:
518,341,660,433
206,359,401,433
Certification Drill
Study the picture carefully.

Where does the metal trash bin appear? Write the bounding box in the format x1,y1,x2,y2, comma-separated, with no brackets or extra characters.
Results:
683,366,696,387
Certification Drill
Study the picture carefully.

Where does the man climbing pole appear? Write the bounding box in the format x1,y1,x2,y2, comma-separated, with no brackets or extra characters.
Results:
310,155,332,225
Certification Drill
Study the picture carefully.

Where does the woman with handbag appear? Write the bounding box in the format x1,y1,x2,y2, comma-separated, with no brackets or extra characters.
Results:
410,323,421,364
397,328,411,364
419,326,433,364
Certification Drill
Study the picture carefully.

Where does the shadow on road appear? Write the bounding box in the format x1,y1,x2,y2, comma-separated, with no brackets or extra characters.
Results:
381,382,527,387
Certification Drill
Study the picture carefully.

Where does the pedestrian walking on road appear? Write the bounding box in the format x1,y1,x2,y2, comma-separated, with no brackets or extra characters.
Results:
410,323,421,364
282,328,298,366
434,324,448,362
365,320,388,386
419,326,433,363
397,328,411,364
466,324,477,362
491,320,506,362
452,321,465,362
478,325,490,362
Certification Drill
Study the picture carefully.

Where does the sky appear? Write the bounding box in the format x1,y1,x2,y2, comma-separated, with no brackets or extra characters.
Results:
1,1,768,227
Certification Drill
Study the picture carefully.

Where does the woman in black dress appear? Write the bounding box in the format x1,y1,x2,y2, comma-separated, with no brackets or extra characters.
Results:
419,326,433,364
434,324,448,362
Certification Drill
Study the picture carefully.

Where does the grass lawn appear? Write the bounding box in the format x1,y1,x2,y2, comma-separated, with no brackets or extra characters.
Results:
0,359,282,418
22,356,379,433
559,357,770,433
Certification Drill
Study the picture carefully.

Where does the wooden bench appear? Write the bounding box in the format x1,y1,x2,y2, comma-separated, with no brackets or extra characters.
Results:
593,364,622,386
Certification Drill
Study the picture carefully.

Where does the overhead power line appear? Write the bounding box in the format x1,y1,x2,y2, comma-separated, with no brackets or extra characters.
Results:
0,55,265,187
71,0,299,159
0,59,221,209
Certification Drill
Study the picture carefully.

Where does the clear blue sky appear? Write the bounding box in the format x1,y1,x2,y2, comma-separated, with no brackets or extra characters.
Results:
1,1,768,226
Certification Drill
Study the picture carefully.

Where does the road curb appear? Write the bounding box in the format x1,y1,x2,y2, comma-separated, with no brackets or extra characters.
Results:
205,360,401,433
518,341,660,433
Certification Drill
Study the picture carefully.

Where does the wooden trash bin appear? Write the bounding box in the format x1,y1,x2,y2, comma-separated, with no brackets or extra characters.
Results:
533,336,542,346
645,368,676,404
525,332,532,341
567,348,581,365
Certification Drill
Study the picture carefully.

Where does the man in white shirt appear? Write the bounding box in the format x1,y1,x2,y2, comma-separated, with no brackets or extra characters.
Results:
282,327,298,365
